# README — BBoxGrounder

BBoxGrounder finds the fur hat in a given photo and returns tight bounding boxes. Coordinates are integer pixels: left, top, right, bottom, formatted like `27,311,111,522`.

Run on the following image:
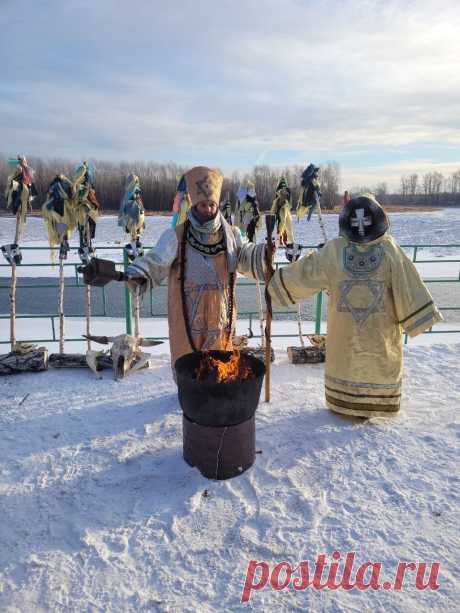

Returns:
184,166,223,206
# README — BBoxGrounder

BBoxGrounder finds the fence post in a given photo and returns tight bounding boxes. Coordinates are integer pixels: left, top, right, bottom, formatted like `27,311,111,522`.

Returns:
315,291,323,334
123,249,133,335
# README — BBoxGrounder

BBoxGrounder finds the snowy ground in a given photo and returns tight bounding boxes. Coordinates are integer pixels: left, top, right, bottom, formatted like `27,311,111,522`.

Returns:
0,209,459,611
0,340,459,612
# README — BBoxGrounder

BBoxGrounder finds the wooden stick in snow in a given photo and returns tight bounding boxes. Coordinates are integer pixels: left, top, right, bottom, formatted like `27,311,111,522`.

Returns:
59,253,65,354
296,304,305,347
264,214,276,402
9,214,21,350
85,223,92,351
255,278,265,349
134,285,140,338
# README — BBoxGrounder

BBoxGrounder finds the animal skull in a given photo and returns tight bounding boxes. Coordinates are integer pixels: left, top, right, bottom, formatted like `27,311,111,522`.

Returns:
83,333,162,379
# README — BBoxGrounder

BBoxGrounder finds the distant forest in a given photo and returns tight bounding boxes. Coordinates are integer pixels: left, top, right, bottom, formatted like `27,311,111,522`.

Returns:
1,156,459,213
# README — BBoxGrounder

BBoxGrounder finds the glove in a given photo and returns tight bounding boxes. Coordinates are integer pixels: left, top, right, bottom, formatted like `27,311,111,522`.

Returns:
285,243,302,262
125,265,149,294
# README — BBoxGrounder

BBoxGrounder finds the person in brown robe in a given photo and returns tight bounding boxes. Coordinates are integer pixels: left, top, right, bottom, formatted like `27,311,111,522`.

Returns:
126,166,266,368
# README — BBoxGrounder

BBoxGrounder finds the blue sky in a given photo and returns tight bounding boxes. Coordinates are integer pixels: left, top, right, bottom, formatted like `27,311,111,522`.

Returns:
1,0,459,190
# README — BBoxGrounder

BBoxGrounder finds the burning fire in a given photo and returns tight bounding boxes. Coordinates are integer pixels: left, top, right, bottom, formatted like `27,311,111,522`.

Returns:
195,351,255,383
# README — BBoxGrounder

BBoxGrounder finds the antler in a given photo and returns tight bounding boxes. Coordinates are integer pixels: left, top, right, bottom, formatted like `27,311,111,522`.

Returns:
138,338,163,347
82,334,112,345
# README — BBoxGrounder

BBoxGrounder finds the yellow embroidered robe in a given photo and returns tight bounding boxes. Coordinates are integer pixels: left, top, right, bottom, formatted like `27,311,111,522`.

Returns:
268,233,443,417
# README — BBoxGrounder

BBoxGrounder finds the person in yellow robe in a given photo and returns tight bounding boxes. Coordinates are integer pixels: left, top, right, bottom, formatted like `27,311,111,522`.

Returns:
268,194,443,418
125,166,267,368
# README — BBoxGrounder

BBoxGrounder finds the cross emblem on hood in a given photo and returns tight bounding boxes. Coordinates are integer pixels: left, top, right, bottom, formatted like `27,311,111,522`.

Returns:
350,208,372,236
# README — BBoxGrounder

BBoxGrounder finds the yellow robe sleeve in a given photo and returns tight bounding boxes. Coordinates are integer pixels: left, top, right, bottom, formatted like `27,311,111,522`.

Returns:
268,246,330,307
388,240,443,337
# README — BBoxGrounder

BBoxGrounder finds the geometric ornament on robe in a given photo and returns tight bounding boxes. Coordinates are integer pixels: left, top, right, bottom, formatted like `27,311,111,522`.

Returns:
337,278,385,326
343,244,384,277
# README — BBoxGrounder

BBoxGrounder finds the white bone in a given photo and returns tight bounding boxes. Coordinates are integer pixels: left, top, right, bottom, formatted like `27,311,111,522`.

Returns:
86,350,103,379
84,333,161,379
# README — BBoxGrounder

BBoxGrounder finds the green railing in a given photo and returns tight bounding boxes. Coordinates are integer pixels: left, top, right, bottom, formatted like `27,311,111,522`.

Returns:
1,244,459,345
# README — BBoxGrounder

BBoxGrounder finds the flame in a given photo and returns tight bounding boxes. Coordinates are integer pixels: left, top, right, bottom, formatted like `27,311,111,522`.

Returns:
196,351,254,383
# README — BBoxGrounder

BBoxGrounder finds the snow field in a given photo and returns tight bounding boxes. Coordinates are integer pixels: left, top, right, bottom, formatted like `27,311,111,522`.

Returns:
0,342,459,612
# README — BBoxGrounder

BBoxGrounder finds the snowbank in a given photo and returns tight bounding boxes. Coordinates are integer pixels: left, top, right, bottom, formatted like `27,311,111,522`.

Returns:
0,342,459,611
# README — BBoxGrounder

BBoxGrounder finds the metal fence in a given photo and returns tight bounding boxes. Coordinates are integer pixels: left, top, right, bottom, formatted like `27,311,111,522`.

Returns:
1,243,459,346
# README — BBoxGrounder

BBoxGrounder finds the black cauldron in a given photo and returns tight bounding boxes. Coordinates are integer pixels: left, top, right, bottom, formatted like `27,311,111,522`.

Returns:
174,350,266,427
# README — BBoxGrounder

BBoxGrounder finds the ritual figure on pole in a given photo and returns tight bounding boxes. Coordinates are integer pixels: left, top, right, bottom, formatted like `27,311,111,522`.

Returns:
268,194,443,417
296,164,321,222
220,191,233,224
235,181,260,241
118,173,145,259
42,172,76,354
3,155,37,265
171,174,192,228
3,155,37,350
270,176,294,246
73,161,99,264
125,166,267,368
42,173,75,260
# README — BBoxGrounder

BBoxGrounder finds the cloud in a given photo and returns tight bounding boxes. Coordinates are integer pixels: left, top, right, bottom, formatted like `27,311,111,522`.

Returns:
1,0,459,188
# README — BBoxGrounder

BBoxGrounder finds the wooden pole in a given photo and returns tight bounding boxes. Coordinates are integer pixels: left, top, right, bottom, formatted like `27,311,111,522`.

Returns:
256,278,265,348
9,214,21,350
123,248,134,335
134,285,140,338
296,304,305,347
85,223,92,351
264,214,276,402
59,251,65,354
316,198,328,244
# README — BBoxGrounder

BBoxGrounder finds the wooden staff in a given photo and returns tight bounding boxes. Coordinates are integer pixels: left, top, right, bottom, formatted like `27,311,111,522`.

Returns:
256,278,265,349
134,285,140,338
264,214,276,402
296,304,305,348
85,223,92,351
58,247,65,354
315,194,328,244
9,213,21,350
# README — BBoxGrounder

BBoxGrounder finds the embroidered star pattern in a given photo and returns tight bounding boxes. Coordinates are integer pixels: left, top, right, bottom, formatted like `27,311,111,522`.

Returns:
337,279,385,326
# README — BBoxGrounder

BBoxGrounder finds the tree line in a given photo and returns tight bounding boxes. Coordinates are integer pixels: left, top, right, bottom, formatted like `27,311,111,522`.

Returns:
1,154,458,213
399,170,460,205
0,156,342,213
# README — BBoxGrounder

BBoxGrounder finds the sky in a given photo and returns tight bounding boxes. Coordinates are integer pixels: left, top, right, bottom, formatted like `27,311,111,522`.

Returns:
1,0,459,190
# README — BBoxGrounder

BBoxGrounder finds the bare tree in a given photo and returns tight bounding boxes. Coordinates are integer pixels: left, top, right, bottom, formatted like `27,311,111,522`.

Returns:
409,174,418,197
423,173,433,202
375,182,388,204
431,172,444,203
449,170,460,194
400,176,410,201
320,162,341,210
